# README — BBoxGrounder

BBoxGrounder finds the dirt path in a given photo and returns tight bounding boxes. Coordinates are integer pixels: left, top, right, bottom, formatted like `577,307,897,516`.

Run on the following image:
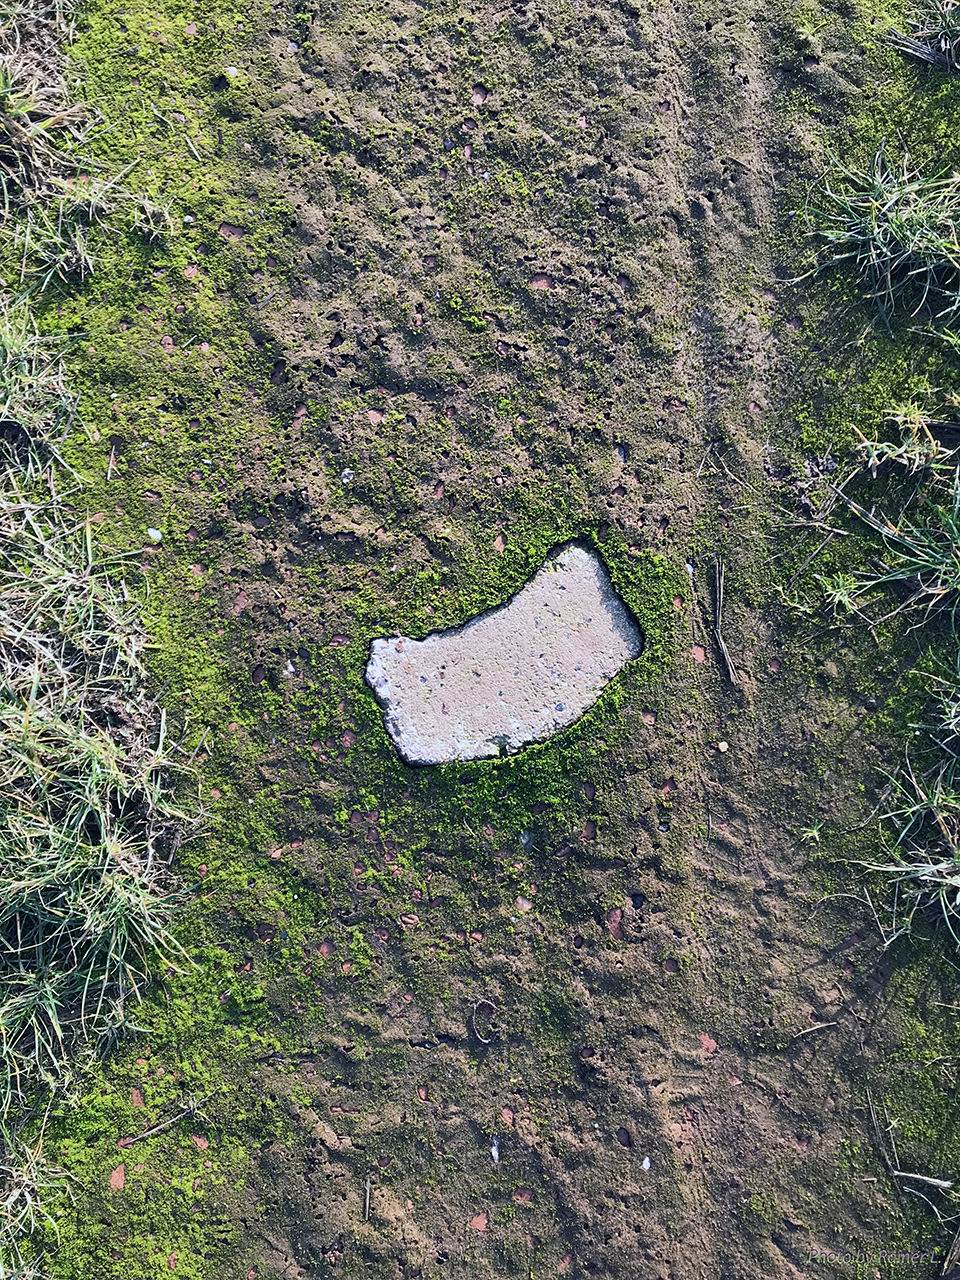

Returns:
201,0,921,1276
40,0,957,1275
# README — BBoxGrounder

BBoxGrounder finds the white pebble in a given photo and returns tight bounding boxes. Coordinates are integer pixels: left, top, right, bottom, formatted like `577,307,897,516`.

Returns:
146,527,163,544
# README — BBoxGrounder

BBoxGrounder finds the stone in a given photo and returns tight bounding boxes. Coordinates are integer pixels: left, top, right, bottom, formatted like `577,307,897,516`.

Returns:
365,543,643,765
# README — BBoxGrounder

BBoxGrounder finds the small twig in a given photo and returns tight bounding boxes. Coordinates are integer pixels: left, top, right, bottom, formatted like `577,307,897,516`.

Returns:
791,1020,838,1040
118,1093,211,1147
893,1170,955,1191
712,557,740,686
364,1176,371,1221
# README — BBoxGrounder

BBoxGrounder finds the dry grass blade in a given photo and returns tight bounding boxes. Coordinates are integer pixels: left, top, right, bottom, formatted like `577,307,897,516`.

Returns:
890,0,960,72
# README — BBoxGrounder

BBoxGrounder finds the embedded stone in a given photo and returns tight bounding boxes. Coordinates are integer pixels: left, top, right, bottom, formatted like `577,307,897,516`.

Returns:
365,543,643,765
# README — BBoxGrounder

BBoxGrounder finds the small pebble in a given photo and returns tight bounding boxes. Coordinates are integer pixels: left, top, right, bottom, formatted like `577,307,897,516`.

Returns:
146,527,163,544
717,740,729,753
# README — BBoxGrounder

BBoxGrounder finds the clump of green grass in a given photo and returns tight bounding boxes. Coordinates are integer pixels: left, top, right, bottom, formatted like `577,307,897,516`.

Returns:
861,704,960,947
0,300,191,1113
842,465,960,628
0,1,85,214
0,1,170,287
0,1119,67,1278
890,0,960,73
808,148,960,320
809,406,960,624
16,176,173,291
827,408,960,944
0,296,73,466
855,401,958,477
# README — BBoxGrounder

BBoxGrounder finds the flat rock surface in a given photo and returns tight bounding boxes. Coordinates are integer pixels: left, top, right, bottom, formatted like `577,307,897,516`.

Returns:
365,544,643,764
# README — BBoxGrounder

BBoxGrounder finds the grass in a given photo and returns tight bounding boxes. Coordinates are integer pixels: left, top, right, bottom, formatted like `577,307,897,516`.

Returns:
890,0,960,74
861,718,960,948
0,0,85,215
0,0,170,291
0,1116,68,1279
842,464,960,627
0,300,195,1280
800,64,960,953
807,146,960,321
0,298,192,1113
0,0,189,1268
818,404,960,946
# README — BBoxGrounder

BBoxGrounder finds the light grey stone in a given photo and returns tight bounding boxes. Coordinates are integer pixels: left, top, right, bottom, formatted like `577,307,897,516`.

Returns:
365,543,643,765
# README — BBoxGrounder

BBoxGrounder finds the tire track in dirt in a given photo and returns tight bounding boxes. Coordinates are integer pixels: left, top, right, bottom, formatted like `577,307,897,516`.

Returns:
651,8,909,1278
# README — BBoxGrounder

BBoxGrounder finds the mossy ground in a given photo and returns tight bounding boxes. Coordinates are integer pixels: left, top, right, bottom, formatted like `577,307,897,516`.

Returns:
772,0,960,1259
21,0,960,1272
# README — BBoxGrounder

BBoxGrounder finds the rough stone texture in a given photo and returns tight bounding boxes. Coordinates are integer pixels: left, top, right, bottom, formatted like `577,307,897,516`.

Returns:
366,544,643,764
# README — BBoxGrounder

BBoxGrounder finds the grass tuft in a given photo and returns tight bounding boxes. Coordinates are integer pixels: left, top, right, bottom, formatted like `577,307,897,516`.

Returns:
841,456,960,629
0,1117,67,1278
0,2,171,289
808,147,960,320
0,0,85,215
0,299,192,1115
861,735,960,947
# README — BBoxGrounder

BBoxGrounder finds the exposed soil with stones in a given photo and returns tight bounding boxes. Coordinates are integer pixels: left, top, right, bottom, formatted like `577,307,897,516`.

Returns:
205,1,920,1273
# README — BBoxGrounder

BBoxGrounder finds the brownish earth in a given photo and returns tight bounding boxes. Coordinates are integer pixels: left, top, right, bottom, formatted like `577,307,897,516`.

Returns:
46,0,960,1274
204,1,922,1275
